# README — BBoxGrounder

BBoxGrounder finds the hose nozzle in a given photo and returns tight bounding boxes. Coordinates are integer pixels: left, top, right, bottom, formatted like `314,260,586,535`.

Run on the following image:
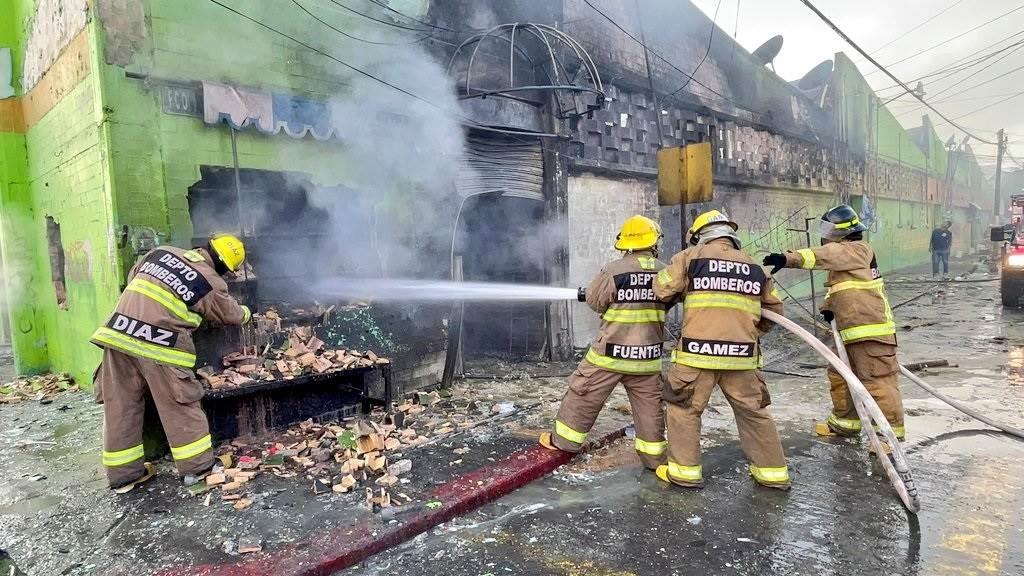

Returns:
577,287,587,302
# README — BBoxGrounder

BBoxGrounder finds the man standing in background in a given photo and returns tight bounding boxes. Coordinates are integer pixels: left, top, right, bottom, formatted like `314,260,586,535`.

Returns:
930,220,953,278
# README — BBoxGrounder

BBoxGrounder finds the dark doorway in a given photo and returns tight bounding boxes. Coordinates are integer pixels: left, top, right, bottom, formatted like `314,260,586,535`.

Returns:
458,194,547,358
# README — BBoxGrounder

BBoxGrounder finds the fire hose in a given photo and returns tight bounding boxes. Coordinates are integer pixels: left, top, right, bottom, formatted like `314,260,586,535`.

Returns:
773,286,1024,441
762,310,921,513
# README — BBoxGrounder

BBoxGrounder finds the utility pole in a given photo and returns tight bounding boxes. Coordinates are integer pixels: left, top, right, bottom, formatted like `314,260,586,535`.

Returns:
994,129,1006,224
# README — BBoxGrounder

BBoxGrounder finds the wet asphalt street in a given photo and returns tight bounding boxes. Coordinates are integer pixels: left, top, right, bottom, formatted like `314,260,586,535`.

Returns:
349,274,1024,576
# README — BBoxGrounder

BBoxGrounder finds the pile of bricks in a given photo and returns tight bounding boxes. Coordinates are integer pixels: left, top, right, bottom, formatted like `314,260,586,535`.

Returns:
197,327,390,390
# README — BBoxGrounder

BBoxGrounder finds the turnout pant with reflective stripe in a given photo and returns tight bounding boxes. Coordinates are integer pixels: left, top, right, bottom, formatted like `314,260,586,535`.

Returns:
551,359,667,469
95,348,213,487
663,364,788,487
826,341,905,436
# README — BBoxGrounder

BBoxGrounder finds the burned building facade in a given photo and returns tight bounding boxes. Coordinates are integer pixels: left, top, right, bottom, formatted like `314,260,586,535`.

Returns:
0,0,993,388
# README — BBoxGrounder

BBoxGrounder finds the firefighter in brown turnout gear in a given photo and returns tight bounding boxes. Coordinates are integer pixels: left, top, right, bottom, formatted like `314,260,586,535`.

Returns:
91,234,252,490
763,204,905,440
654,210,790,490
539,215,669,469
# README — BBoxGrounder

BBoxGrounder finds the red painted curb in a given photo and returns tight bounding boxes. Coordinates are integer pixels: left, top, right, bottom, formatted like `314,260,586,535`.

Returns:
158,427,627,576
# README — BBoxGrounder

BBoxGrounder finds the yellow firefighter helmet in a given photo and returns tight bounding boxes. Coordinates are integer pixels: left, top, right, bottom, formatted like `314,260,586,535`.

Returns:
688,209,738,236
615,215,662,251
209,233,246,272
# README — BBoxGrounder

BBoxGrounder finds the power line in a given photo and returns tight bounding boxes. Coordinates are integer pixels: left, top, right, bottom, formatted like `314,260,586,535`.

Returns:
887,90,1024,105
874,32,1024,93
580,0,764,119
935,89,1024,126
365,0,463,33
664,0,723,99
326,0,433,32
864,3,1024,77
796,0,997,146
290,0,428,45
892,45,1024,118
206,0,554,139
930,61,1024,104
925,42,1024,101
861,0,966,57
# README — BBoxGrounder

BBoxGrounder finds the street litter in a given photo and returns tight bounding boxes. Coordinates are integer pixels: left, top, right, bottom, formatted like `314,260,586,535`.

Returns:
195,384,492,512
0,373,77,405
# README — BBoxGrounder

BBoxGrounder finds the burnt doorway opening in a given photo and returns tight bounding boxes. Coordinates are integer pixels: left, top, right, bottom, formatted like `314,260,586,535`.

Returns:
187,166,380,304
458,194,547,358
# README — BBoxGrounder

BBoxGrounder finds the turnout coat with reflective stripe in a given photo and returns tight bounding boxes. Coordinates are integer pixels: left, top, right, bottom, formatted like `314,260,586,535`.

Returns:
91,246,251,367
583,252,669,374
784,240,896,345
654,239,783,370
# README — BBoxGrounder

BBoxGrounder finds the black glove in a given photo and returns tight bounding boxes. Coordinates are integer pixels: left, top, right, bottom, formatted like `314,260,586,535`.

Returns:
762,253,787,274
821,310,835,323
577,287,587,302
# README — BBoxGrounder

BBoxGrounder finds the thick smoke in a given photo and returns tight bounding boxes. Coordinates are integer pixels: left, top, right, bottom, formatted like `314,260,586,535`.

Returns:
251,37,475,301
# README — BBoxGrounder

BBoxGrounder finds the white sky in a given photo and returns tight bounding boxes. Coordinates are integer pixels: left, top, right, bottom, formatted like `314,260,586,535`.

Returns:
690,0,1024,166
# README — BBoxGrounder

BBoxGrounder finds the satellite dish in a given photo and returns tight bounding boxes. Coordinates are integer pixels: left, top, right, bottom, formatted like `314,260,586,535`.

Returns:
797,59,834,90
752,35,784,67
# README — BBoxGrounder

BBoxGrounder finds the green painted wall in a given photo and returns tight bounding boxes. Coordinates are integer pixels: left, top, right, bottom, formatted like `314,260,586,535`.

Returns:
0,0,119,385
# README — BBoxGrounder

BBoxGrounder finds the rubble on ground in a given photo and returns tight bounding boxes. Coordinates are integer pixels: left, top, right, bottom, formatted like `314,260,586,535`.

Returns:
197,322,391,390
195,388,494,512
0,373,77,405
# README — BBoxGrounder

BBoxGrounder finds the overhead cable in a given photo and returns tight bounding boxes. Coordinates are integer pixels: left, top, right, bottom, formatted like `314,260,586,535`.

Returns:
290,0,429,45
580,0,769,121
796,0,997,145
860,0,966,57
664,0,723,99
207,0,557,139
864,3,1024,76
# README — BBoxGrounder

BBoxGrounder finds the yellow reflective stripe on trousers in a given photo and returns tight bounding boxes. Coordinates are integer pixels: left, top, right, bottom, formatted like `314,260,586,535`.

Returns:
170,434,212,461
585,348,662,374
656,268,672,285
667,461,702,481
103,444,144,467
91,327,196,368
828,414,862,432
839,321,896,342
684,293,761,316
555,420,587,444
637,256,657,270
127,278,202,327
635,438,667,455
827,278,885,294
797,248,816,269
750,464,790,484
671,349,759,370
602,308,666,323
241,305,252,324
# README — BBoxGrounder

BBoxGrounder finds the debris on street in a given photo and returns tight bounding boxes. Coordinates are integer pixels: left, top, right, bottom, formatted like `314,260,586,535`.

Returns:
0,373,77,405
193,386,494,512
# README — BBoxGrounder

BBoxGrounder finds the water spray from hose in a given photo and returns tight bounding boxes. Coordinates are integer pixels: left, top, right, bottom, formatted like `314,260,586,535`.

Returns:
312,278,578,302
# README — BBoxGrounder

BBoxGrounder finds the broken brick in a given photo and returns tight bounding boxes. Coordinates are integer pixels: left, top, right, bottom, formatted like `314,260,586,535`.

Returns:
233,498,253,511
238,539,262,554
206,473,226,486
387,459,412,477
